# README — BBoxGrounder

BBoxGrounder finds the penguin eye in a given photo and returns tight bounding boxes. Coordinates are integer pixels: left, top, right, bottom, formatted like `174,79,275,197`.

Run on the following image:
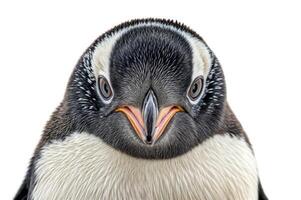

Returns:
188,76,204,101
97,76,113,102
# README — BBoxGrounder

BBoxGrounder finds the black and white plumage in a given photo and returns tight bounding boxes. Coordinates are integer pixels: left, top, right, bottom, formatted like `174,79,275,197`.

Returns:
15,19,268,200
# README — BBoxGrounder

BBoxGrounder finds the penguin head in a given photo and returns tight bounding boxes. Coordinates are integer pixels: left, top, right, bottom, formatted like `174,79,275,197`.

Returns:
66,19,226,159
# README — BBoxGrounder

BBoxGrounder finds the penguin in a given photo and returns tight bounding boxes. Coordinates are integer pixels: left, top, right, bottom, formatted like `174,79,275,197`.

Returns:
14,18,268,200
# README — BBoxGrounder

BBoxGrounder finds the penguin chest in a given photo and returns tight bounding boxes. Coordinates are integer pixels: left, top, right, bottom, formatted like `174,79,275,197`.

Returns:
31,132,258,200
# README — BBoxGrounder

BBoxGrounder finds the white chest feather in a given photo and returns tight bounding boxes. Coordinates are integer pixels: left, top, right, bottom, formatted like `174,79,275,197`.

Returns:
32,133,258,200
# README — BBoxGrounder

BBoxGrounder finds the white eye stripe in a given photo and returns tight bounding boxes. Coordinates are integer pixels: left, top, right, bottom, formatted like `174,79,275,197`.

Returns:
92,29,126,97
184,37,211,80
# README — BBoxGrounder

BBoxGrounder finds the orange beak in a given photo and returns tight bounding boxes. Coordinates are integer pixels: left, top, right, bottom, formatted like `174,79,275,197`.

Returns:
153,105,183,142
116,105,183,144
115,106,146,142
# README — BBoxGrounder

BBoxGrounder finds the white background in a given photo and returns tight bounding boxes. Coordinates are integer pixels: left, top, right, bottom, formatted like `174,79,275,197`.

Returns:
0,0,300,199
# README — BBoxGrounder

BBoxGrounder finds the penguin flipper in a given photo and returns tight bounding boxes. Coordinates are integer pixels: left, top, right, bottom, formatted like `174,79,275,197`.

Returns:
14,178,29,200
258,180,268,200
14,158,35,200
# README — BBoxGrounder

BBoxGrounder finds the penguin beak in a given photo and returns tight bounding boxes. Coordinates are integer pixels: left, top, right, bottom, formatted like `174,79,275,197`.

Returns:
116,90,183,144
116,106,146,142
